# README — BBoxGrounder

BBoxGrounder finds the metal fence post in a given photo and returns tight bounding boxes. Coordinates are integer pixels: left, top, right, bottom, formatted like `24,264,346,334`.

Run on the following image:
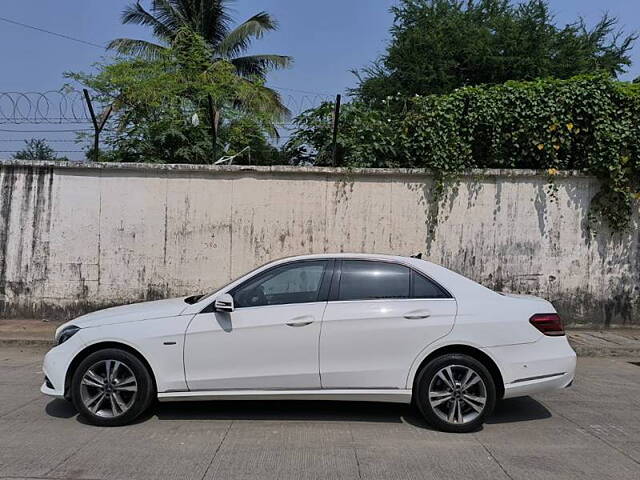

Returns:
207,94,219,163
83,89,112,162
331,94,341,166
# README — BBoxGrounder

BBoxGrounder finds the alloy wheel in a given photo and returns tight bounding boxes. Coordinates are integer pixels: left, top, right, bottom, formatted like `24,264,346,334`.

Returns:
428,364,487,425
80,359,138,418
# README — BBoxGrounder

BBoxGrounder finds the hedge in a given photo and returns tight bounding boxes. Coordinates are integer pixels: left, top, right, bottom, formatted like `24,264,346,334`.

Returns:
286,75,640,231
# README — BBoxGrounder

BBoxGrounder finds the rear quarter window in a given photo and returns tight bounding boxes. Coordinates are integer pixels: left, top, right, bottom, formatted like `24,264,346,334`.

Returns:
412,270,451,299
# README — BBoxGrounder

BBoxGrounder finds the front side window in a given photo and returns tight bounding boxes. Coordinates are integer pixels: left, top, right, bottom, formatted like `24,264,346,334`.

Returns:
338,261,410,301
232,261,328,308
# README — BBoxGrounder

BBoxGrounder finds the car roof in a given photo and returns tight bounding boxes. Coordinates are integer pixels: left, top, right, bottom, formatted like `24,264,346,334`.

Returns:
267,253,498,299
269,253,426,267
270,252,416,261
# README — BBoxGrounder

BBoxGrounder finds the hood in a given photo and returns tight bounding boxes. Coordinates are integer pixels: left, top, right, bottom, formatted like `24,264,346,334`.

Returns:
61,297,190,331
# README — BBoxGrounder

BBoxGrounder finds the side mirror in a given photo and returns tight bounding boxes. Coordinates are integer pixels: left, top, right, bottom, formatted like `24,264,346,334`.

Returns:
214,293,234,313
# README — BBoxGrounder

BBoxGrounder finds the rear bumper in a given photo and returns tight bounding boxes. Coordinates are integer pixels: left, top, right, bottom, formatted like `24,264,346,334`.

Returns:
484,335,577,399
502,371,574,399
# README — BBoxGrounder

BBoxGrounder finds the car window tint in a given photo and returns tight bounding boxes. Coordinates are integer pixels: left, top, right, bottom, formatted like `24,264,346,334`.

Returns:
339,261,410,301
233,261,327,308
412,271,450,298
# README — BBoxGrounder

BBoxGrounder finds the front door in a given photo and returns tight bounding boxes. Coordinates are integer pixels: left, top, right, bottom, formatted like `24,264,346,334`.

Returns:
184,260,331,391
320,260,457,389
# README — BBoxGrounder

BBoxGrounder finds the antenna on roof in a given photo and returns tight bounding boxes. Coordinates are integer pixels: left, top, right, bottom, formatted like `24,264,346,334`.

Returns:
410,253,423,259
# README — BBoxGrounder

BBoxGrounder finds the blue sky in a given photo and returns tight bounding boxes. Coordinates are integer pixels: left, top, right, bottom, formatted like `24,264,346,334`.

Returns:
0,0,638,158
0,0,637,92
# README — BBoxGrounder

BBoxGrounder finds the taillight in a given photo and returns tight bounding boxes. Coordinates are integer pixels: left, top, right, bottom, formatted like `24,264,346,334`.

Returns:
529,313,565,336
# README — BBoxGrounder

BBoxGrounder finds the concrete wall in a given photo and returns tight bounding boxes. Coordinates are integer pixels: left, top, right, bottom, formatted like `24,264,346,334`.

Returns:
0,160,638,326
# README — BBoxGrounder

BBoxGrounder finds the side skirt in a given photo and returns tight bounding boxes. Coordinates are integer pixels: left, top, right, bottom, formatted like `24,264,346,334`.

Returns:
158,389,413,404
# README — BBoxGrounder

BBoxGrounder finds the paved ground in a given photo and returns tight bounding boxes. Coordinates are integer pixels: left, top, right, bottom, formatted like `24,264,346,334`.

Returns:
568,329,640,357
1,345,639,480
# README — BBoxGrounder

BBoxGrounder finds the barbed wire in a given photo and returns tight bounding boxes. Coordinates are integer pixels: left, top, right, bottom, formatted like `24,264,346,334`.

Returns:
0,138,79,142
0,90,334,125
0,89,334,160
0,127,94,132
0,150,85,153
0,91,94,125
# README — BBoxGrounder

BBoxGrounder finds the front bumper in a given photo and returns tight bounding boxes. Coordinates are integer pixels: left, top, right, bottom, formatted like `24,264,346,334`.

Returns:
40,380,64,399
485,335,577,399
41,332,85,399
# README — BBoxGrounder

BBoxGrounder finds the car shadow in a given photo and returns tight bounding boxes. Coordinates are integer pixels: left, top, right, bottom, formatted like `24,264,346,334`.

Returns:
45,396,551,429
487,396,552,424
154,400,412,424
45,398,77,419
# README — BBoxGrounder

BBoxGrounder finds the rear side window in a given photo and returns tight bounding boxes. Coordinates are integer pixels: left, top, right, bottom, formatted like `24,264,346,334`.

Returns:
338,261,410,301
412,270,451,299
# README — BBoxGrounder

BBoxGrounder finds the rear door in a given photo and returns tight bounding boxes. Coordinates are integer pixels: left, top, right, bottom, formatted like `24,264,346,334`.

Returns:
320,260,457,389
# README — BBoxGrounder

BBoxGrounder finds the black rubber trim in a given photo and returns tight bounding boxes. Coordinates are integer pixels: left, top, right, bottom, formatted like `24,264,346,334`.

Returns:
317,259,335,302
510,372,565,384
328,260,343,301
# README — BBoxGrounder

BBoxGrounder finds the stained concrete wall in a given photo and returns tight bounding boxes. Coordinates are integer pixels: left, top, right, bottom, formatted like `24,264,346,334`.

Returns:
0,160,638,326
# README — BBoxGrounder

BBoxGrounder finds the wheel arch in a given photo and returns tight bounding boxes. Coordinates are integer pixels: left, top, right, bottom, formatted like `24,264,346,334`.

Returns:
410,344,505,399
64,341,158,400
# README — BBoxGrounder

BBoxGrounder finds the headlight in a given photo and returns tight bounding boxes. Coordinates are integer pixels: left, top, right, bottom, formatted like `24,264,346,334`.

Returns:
56,325,81,345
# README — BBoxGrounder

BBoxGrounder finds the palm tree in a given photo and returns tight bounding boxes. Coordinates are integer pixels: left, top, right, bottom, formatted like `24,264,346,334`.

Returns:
108,0,291,78
108,0,292,117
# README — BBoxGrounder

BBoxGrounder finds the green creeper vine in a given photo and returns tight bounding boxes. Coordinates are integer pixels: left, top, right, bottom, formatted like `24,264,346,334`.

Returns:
286,74,640,232
545,169,560,204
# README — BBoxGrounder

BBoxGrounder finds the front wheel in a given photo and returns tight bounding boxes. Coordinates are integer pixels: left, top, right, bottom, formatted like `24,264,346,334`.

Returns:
71,348,155,426
415,354,496,433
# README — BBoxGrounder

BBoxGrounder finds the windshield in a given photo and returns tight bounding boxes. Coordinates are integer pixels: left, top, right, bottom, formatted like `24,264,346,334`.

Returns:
189,259,276,304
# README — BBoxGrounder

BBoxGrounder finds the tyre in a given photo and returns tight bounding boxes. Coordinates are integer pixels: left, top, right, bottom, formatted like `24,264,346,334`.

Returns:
415,353,496,433
71,348,155,426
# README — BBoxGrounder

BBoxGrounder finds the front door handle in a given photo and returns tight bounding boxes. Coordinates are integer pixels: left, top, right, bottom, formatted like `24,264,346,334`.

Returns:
403,310,431,320
286,321,313,327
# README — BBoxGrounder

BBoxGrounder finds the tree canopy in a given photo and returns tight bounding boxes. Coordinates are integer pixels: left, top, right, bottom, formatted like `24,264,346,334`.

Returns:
353,0,637,101
12,139,68,162
109,0,292,76
67,29,282,164
108,0,292,115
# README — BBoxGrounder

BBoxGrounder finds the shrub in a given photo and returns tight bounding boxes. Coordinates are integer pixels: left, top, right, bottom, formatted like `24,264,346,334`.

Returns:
286,75,640,230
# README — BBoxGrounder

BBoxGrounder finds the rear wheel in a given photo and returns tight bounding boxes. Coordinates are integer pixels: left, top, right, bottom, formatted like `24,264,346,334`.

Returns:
415,354,496,433
71,348,154,426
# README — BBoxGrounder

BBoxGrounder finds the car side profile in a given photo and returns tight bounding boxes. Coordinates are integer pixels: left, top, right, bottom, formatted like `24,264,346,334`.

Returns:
41,254,576,432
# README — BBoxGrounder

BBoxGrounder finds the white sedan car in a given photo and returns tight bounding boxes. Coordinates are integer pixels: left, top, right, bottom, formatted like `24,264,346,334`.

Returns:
42,254,576,432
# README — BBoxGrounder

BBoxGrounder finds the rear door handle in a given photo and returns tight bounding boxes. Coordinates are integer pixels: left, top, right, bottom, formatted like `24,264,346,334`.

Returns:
403,310,431,320
286,315,314,327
